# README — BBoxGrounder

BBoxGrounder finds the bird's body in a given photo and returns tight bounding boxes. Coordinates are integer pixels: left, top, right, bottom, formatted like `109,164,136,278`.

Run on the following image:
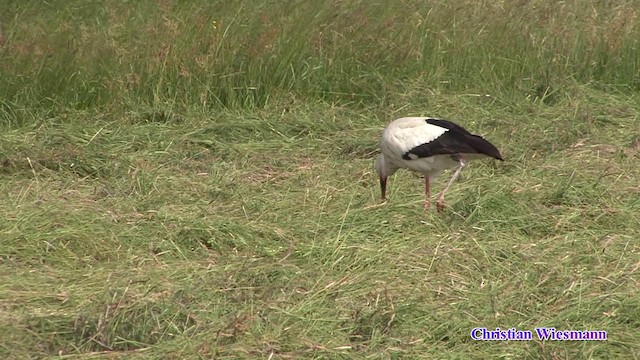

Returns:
375,117,503,210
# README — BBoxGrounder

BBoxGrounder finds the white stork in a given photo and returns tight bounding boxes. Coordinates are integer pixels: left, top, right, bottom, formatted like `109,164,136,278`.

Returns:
375,117,503,211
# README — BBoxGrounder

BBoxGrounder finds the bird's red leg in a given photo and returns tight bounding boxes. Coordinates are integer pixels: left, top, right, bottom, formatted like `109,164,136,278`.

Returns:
436,158,466,211
424,177,431,210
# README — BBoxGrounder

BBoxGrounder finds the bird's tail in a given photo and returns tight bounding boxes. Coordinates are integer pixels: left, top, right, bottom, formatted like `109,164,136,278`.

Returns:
467,134,504,160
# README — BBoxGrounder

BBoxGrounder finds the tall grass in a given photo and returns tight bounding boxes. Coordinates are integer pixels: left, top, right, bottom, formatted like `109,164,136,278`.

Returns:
1,0,639,124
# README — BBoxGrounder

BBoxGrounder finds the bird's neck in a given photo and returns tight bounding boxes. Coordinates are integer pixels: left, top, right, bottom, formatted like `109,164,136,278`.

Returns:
376,154,398,178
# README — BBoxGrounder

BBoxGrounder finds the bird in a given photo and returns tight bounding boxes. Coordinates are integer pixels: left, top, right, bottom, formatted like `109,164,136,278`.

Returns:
375,117,503,211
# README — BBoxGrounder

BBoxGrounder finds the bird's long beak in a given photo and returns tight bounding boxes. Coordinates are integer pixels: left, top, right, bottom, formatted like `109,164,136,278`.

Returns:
380,176,387,201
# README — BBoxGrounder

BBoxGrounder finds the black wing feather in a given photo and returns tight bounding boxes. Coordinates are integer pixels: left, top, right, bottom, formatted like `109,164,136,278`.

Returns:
401,118,503,161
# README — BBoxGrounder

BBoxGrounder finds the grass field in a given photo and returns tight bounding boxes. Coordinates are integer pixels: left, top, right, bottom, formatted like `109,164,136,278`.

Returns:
1,1,639,359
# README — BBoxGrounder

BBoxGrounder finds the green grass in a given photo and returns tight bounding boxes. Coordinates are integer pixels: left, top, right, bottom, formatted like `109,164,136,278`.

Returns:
1,1,639,359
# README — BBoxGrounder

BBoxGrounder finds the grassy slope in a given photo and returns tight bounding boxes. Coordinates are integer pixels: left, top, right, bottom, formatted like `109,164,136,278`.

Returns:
1,1,639,359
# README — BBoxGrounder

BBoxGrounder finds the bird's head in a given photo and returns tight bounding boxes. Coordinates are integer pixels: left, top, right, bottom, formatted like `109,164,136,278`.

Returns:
375,154,388,200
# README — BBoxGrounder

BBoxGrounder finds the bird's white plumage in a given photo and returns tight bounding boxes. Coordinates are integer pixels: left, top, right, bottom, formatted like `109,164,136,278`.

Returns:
381,117,448,155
